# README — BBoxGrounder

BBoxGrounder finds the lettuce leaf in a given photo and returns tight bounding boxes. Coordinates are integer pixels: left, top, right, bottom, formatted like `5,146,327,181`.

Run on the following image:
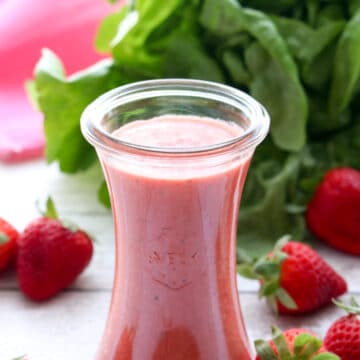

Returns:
30,0,360,258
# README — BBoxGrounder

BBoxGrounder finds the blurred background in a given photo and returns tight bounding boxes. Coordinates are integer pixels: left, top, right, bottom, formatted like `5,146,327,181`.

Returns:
0,0,115,162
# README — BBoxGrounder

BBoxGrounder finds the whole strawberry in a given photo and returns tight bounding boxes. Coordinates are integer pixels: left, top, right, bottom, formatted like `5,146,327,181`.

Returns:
255,326,339,360
306,167,360,255
0,218,19,272
324,297,360,360
16,198,93,301
238,236,347,314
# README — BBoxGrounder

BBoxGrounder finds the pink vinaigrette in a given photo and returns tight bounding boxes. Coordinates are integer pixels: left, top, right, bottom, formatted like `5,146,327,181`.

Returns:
81,79,270,360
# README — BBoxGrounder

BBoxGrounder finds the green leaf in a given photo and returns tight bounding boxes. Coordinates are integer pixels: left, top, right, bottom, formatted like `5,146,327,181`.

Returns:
302,41,338,92
272,326,292,360
245,42,307,151
163,28,224,82
272,16,344,63
312,353,341,360
222,50,251,86
44,197,59,219
254,261,280,279
329,8,360,114
201,0,308,151
259,279,279,297
200,0,245,38
237,264,258,279
294,333,322,357
276,287,298,310
0,232,9,244
33,51,138,173
243,0,296,14
238,154,305,257
274,234,291,252
95,5,130,53
254,339,278,360
350,296,360,307
35,48,65,80
24,79,39,110
110,0,185,77
317,4,346,26
98,180,111,209
349,0,360,16
236,247,254,263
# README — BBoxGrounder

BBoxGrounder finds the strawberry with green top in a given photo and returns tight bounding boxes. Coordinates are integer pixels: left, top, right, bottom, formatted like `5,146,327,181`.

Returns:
324,297,360,360
255,326,339,360
0,218,19,272
16,198,93,301
238,236,347,314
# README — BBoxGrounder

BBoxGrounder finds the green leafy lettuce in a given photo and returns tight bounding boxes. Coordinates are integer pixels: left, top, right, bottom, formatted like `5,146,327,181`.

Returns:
30,0,360,258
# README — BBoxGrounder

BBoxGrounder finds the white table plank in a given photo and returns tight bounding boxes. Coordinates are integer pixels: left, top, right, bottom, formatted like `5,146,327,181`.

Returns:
0,290,352,360
0,290,109,360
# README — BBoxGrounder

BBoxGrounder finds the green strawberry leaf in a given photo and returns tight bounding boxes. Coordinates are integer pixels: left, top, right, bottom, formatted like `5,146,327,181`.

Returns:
237,234,298,312
311,353,341,360
267,295,278,313
236,264,258,279
294,333,322,357
254,260,281,279
61,219,79,233
0,232,9,244
45,197,59,219
254,339,278,360
271,326,292,360
274,234,291,252
259,279,279,297
350,296,360,308
276,288,298,310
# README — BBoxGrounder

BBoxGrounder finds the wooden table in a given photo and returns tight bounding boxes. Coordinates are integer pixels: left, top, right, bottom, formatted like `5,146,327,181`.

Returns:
0,159,359,359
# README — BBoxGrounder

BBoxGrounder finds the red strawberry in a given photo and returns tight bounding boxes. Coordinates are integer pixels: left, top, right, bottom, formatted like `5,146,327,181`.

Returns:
306,167,360,255
0,218,19,272
238,236,347,314
16,198,93,301
324,297,360,360
255,326,339,360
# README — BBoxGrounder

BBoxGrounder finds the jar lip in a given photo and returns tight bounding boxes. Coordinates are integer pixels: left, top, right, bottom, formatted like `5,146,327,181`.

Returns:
81,79,270,157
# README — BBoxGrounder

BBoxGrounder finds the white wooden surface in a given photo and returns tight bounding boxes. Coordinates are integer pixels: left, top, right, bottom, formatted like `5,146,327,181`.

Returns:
0,160,359,360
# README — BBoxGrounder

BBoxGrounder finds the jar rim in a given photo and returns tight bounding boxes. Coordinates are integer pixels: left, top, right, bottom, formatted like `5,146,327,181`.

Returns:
80,79,270,157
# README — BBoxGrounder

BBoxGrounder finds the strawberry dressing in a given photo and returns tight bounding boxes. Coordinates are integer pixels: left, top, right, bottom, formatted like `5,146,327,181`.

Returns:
97,115,253,360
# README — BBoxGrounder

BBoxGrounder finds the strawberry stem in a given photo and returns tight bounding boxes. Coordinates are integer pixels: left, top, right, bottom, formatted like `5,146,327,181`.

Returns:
276,288,297,310
238,235,298,312
36,196,59,219
333,297,360,315
271,326,292,360
254,339,278,360
0,232,9,244
44,197,59,219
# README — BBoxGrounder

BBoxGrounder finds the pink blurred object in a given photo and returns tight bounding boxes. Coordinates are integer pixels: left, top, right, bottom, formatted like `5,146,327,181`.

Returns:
0,0,115,163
